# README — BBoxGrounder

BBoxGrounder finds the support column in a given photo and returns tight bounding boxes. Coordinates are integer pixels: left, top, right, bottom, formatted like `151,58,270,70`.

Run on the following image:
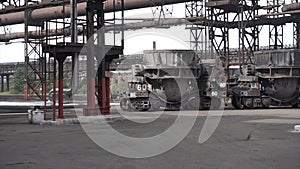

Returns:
98,61,110,115
24,1,29,99
96,0,110,115
1,75,4,92
57,57,66,119
83,0,122,115
6,75,9,92
71,0,79,95
52,55,57,121
85,0,97,116
297,21,300,49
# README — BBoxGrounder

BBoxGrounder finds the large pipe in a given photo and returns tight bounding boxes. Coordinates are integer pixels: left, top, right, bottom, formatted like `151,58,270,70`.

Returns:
282,3,300,12
0,0,191,26
0,18,187,42
1,15,296,41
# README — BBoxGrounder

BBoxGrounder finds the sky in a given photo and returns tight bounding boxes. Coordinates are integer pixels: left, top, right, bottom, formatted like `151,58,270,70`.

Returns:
0,2,296,63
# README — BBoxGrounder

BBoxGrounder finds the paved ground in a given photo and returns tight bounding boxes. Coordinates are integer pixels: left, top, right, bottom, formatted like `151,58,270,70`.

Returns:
0,108,300,169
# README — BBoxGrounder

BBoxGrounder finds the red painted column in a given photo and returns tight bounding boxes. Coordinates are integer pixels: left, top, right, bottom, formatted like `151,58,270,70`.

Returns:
52,80,56,121
58,79,64,119
100,77,109,114
105,77,110,114
98,60,110,115
86,77,96,115
101,77,107,113
97,75,102,115
24,85,28,100
43,82,47,120
85,41,96,116
52,59,57,121
58,57,65,119
85,0,96,116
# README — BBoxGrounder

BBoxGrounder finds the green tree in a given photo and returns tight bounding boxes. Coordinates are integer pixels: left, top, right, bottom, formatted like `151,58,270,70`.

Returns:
12,67,25,94
111,81,127,95
77,77,87,94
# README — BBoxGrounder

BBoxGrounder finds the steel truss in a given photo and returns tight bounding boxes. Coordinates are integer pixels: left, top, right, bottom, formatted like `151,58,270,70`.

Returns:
238,0,259,65
185,0,209,54
208,6,229,59
151,0,174,20
267,0,285,49
292,0,299,48
24,0,46,100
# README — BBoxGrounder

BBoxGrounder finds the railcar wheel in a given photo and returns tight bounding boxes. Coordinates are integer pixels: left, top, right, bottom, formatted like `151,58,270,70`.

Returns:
210,97,221,110
241,97,253,109
149,100,161,111
262,97,271,108
185,97,200,110
292,103,299,108
232,95,244,109
120,98,130,111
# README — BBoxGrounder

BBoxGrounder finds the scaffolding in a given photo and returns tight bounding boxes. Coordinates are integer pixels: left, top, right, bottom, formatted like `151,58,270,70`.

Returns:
292,0,300,48
24,0,47,100
186,0,299,65
267,0,285,49
185,0,208,54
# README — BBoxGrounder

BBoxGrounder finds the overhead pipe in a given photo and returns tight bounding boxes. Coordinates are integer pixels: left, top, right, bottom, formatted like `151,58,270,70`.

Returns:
0,0,191,26
1,15,296,41
0,18,187,42
282,3,300,12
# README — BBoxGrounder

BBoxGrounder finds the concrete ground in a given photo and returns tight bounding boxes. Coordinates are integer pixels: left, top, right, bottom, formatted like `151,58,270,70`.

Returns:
0,107,300,169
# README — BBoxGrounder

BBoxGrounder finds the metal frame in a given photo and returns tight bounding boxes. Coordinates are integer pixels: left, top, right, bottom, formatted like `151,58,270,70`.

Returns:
267,0,285,49
238,0,260,65
185,0,208,53
24,0,46,100
0,0,23,10
292,0,299,48
207,5,229,59
151,0,174,20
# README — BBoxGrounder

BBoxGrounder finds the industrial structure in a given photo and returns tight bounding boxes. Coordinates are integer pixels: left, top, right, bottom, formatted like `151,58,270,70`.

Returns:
119,49,229,111
0,0,300,119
